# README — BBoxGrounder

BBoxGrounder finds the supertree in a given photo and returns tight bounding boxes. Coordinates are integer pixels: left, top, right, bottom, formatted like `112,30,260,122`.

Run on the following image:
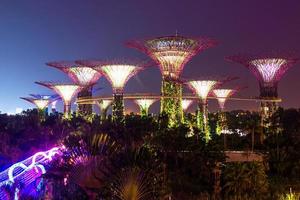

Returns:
134,98,157,117
35,82,82,119
126,35,217,127
77,60,146,122
213,89,238,148
181,99,194,112
226,54,298,127
187,79,221,142
46,61,102,116
97,99,113,121
20,94,57,120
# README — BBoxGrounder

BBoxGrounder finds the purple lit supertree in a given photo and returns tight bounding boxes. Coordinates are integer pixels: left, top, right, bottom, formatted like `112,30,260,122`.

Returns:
226,54,298,127
35,82,82,119
126,35,217,127
46,61,102,116
77,60,146,122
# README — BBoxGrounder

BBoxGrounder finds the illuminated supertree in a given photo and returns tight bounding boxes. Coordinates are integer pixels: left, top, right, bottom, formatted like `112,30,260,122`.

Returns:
187,79,220,142
97,99,113,121
213,89,237,148
78,60,145,122
127,35,217,127
181,99,194,112
35,82,82,118
47,61,102,116
134,98,157,117
226,54,298,127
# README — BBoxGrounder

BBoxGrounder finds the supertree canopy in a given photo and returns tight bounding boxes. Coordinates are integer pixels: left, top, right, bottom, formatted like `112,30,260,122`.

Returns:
78,60,145,122
226,54,298,128
213,89,236,110
134,98,157,116
127,35,217,127
47,61,102,116
97,99,113,121
20,97,50,110
181,99,193,111
188,79,220,142
35,82,82,118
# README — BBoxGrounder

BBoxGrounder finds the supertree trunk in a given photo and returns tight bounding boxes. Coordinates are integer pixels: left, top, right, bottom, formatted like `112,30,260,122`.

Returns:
197,100,210,142
77,86,93,116
101,108,109,121
140,107,148,117
160,79,183,127
63,102,71,119
112,93,124,123
38,108,47,121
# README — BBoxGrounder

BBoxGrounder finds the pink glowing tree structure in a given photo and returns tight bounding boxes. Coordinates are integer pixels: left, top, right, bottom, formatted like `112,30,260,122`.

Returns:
78,60,145,122
35,82,82,118
134,98,158,116
127,35,217,126
226,54,298,127
187,79,221,142
46,61,102,116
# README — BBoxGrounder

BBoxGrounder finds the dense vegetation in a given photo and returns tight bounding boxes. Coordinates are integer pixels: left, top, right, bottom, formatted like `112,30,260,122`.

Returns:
1,108,300,199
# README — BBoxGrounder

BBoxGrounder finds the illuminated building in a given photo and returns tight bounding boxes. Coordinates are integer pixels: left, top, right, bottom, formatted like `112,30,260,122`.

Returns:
134,98,157,116
47,61,101,116
226,54,298,127
35,82,82,119
127,35,217,127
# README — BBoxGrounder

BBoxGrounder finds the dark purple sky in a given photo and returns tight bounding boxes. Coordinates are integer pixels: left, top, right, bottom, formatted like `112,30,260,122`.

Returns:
1,0,300,114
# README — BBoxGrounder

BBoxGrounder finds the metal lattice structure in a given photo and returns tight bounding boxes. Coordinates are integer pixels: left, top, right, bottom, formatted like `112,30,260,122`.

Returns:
47,61,102,116
226,54,298,127
77,60,146,122
213,89,237,110
127,35,217,127
35,82,82,118
134,98,158,116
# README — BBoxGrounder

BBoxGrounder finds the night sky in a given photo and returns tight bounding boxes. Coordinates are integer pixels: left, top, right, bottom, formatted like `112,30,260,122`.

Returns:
1,0,300,114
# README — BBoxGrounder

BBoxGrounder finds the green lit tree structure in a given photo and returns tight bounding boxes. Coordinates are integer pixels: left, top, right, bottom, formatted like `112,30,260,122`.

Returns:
188,79,220,142
47,61,101,116
79,60,145,122
134,98,157,117
127,35,216,127
97,99,112,121
35,82,82,119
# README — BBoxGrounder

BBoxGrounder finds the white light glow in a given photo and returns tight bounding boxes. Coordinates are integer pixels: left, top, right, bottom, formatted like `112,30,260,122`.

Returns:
101,65,139,91
188,80,218,100
51,100,57,109
69,67,101,85
53,85,81,104
135,99,157,111
213,89,234,110
250,58,287,83
181,99,193,111
33,99,50,109
98,99,113,110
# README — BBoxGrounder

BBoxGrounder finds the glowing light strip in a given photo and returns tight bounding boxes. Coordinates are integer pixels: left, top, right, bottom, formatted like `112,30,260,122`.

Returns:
0,147,61,186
